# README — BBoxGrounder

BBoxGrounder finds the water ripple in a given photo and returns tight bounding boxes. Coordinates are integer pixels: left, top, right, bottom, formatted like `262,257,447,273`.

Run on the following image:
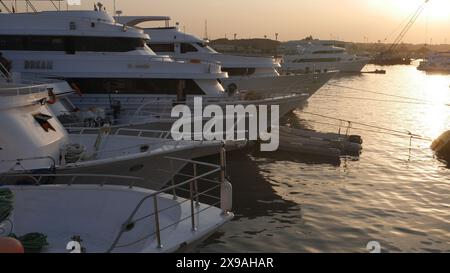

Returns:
198,65,450,253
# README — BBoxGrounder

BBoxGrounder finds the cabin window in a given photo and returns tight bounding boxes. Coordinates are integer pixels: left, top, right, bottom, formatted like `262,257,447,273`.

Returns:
197,43,217,53
180,43,198,53
222,67,256,76
72,37,145,52
0,35,146,53
65,78,205,95
148,43,175,53
28,36,65,51
312,50,345,54
0,36,25,50
293,58,341,63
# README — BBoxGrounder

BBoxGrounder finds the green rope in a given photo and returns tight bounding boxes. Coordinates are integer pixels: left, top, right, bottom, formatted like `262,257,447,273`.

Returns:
10,233,48,253
1,188,48,253
0,189,13,223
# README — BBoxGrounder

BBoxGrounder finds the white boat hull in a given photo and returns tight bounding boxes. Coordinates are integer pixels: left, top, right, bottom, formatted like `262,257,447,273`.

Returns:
4,184,233,253
221,72,336,95
417,65,450,73
69,93,310,121
282,58,369,73
57,135,222,190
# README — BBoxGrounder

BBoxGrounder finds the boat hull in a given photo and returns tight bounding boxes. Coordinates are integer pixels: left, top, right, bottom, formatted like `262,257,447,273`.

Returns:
282,58,369,73
221,72,336,95
69,93,310,121
4,184,234,253
56,141,221,190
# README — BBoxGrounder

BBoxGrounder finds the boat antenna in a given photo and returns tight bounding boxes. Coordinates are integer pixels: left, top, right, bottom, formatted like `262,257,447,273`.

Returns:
203,19,209,41
0,0,67,12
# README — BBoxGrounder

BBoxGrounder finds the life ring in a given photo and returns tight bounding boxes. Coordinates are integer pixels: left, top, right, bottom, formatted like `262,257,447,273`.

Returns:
0,237,24,253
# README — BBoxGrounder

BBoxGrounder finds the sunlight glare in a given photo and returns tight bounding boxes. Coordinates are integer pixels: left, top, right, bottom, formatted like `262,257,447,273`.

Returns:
422,75,450,140
391,0,450,21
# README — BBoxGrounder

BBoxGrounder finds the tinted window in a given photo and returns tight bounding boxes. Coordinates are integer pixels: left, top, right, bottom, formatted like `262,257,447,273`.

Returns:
0,35,145,52
180,43,198,53
65,78,205,95
74,37,145,52
222,67,256,76
313,50,344,54
0,36,24,50
148,43,175,52
294,58,341,63
30,36,65,51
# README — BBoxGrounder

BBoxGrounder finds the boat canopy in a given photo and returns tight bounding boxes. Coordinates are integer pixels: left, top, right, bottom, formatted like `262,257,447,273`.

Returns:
115,16,171,27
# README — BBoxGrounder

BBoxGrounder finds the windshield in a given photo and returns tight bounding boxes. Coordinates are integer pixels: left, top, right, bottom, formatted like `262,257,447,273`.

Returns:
197,42,217,53
143,43,157,55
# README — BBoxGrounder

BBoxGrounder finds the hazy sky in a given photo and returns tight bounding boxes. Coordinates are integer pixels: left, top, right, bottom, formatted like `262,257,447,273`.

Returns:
45,0,450,43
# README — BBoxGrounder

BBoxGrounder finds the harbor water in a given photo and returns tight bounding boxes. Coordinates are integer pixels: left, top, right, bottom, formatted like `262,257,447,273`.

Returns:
197,63,450,253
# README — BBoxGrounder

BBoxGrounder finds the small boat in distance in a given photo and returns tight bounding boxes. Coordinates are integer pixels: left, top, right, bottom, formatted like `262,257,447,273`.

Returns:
280,43,370,73
418,52,450,73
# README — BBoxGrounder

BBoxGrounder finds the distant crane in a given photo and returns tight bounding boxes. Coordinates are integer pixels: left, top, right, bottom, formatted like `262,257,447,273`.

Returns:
373,0,430,65
385,0,430,53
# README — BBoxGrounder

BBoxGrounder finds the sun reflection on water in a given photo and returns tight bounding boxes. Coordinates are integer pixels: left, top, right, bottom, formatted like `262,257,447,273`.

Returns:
419,74,450,140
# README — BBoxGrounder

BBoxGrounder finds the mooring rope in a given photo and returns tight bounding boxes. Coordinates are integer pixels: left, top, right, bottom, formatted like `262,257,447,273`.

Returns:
299,111,432,141
326,83,450,106
313,94,433,106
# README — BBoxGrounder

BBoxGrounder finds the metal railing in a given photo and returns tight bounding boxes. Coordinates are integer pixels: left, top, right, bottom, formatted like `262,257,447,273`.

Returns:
69,92,306,114
68,127,173,139
0,156,57,172
69,127,212,142
0,0,93,13
63,127,174,162
0,83,48,96
0,148,230,252
106,147,228,252
0,173,146,187
0,67,67,96
64,127,217,162
0,62,11,82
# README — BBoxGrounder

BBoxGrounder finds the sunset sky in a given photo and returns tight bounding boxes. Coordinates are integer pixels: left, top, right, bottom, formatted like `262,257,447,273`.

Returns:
45,0,450,43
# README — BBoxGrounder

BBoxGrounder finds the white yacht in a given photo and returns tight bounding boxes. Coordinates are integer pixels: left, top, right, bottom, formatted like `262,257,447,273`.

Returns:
2,173,234,253
0,74,234,253
280,39,347,49
0,77,223,190
281,43,370,73
116,16,336,96
0,9,309,120
418,52,450,73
